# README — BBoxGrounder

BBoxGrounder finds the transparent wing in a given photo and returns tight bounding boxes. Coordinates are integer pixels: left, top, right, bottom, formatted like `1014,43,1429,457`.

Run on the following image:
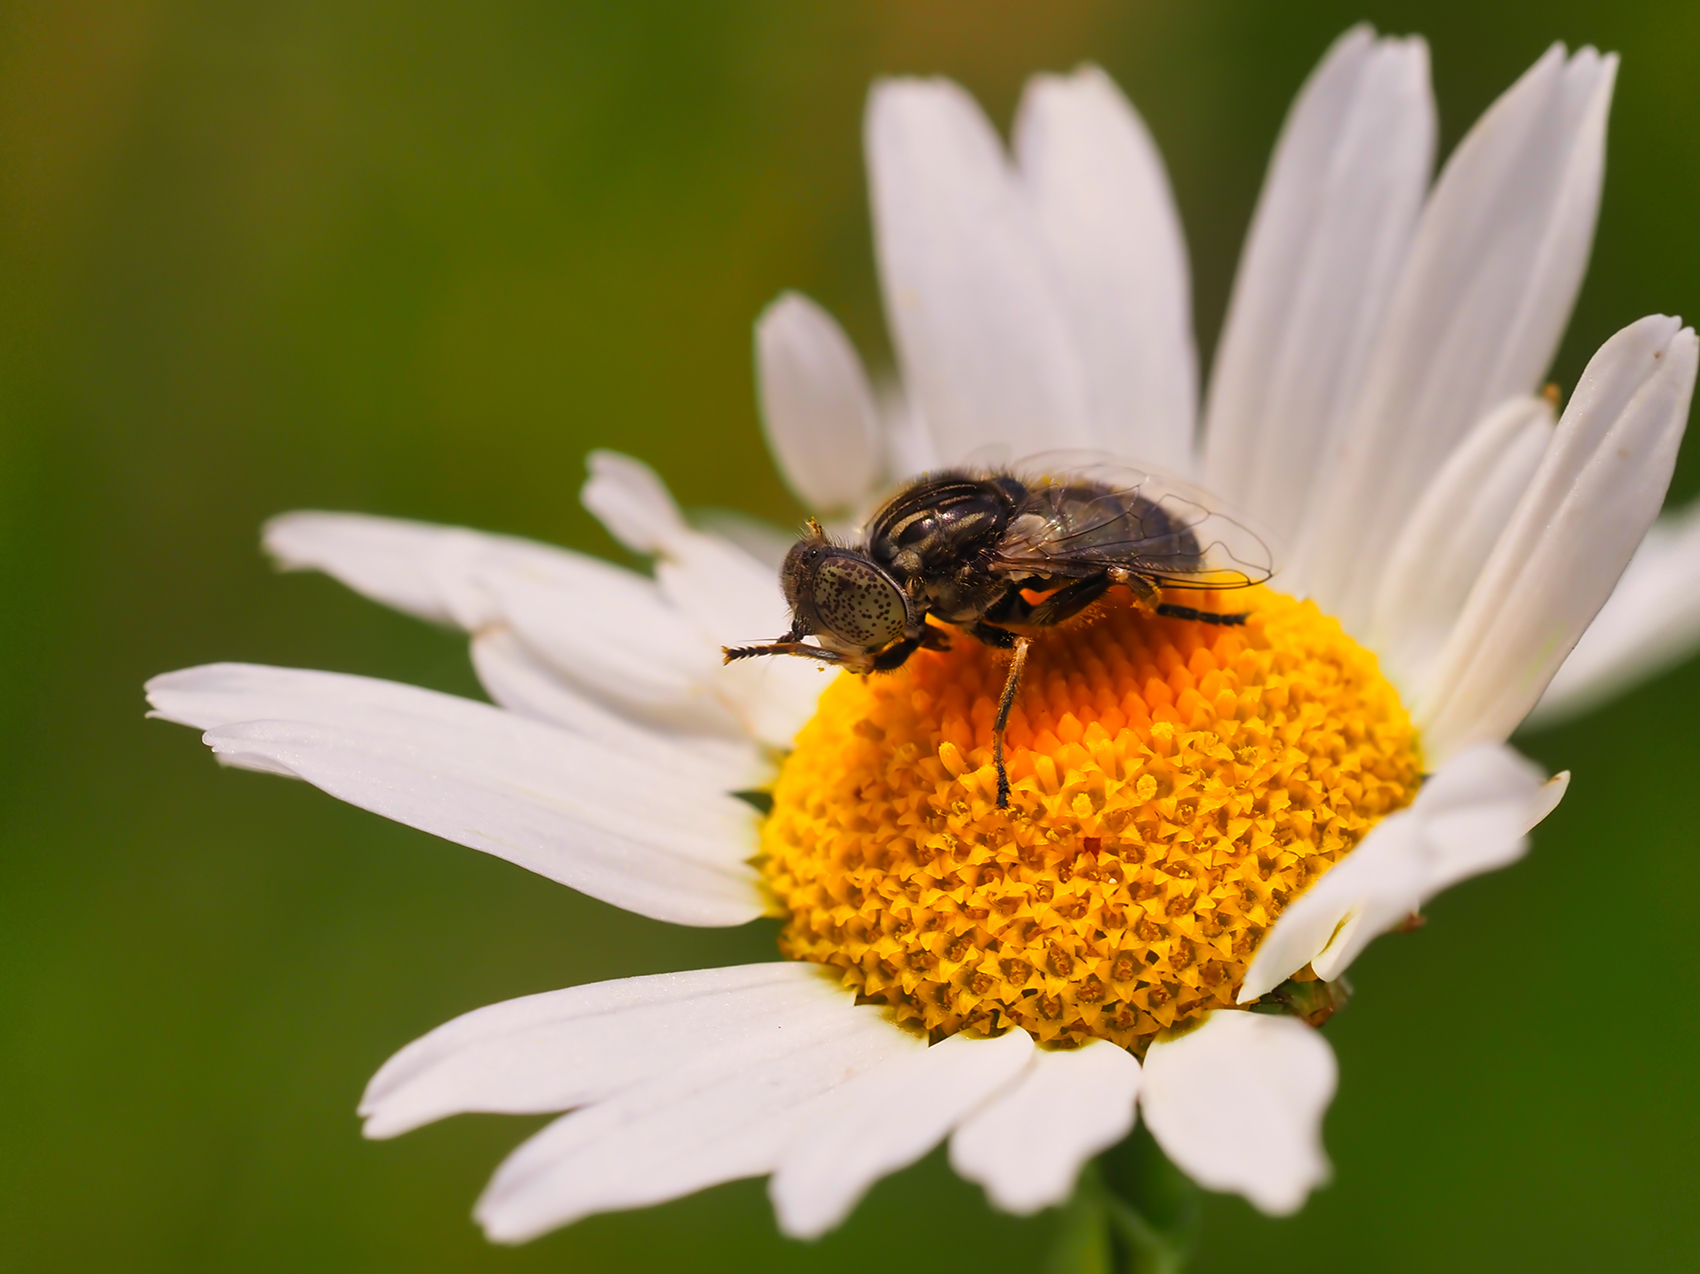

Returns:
989,451,1276,589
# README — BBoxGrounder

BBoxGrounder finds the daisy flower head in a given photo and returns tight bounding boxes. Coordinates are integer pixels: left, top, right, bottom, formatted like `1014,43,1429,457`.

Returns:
148,22,1700,1258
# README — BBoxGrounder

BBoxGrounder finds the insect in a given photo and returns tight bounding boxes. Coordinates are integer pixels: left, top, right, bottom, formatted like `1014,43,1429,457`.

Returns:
724,461,1271,807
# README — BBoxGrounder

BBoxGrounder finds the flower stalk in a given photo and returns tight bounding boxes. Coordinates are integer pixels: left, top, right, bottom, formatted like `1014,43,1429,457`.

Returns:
1050,1128,1202,1274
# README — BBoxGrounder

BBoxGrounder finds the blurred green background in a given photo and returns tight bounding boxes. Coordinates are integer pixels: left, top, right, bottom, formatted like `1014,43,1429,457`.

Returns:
2,0,1698,1269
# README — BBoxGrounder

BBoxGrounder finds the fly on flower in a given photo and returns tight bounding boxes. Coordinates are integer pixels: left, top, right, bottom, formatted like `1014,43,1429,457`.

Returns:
145,23,1700,1262
724,459,1273,804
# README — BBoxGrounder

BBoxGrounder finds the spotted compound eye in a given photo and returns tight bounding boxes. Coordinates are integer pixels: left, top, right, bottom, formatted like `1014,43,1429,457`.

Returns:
811,554,907,650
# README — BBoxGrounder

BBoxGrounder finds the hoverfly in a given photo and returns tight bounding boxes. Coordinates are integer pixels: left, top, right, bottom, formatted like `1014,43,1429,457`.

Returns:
725,459,1272,807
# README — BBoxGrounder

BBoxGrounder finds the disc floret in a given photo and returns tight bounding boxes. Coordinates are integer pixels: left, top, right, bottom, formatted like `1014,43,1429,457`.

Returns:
760,589,1421,1052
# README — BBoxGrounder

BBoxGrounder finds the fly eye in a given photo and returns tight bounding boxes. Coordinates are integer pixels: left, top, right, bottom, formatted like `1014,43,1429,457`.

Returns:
792,550,907,652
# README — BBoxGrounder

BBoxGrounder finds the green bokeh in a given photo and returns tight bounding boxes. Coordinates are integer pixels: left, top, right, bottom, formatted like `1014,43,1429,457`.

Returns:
2,1,1697,1270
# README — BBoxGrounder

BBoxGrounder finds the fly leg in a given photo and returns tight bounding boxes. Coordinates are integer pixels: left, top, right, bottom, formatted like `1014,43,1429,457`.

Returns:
986,571,1115,625
973,575,1107,809
917,623,953,651
1106,568,1250,627
1006,571,1115,625
867,633,926,671
867,621,953,671
958,619,1030,809
1154,602,1249,627
1107,567,1161,611
993,635,1031,810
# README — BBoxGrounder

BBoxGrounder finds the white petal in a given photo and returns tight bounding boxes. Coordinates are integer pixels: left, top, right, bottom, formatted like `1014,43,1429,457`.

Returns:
866,78,1095,465
475,994,920,1243
1369,395,1554,695
1296,46,1618,628
949,1039,1140,1215
264,511,515,630
653,524,789,644
1418,317,1697,761
769,1028,1035,1239
1202,26,1435,544
1238,744,1550,1001
265,510,746,736
755,293,883,514
579,449,690,555
361,963,848,1139
876,376,940,486
1530,501,1700,722
688,508,797,572
263,510,446,619
469,627,767,790
480,547,750,736
1527,769,1571,830
582,451,825,749
145,664,766,927
1141,1012,1335,1216
1013,65,1196,474
652,529,824,750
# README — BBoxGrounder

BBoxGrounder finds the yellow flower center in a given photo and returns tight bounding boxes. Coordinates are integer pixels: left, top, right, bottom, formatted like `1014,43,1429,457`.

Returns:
760,588,1422,1052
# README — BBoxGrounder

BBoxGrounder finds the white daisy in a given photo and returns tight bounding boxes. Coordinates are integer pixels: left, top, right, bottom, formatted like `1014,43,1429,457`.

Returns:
147,24,1698,1248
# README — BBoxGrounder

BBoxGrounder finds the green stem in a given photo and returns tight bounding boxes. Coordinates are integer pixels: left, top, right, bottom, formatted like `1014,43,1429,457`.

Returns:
1046,1128,1201,1274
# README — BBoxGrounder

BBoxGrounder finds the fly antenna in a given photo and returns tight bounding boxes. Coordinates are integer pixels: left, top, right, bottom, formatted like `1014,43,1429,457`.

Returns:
722,640,843,665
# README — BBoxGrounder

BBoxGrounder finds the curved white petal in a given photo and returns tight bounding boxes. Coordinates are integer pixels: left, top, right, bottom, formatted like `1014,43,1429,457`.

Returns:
262,511,438,615
866,77,1095,465
1527,768,1572,831
877,376,940,485
1013,65,1196,475
1370,395,1554,695
472,544,745,736
1297,46,1617,628
582,451,824,748
1238,744,1554,1001
580,445,826,737
469,627,767,790
264,511,529,630
688,508,795,572
652,532,789,651
145,664,766,927
769,1028,1035,1239
264,509,748,736
579,448,690,555
1418,317,1697,761
1530,501,1700,722
1203,26,1435,544
1140,1011,1335,1216
755,292,883,514
474,988,919,1244
949,1039,1140,1215
361,963,848,1139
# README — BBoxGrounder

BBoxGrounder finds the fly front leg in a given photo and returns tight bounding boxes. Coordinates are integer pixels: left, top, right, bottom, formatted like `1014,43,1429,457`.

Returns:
917,623,952,651
866,620,955,671
866,633,930,671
